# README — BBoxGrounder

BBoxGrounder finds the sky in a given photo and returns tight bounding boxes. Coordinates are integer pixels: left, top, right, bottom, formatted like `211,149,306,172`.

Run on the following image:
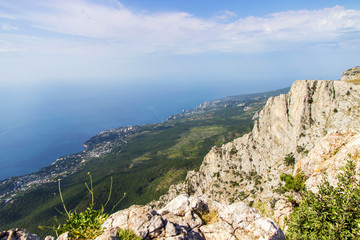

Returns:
1,0,360,92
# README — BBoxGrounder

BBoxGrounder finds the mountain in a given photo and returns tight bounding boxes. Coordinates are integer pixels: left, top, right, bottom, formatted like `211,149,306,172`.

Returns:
0,87,288,237
152,67,360,230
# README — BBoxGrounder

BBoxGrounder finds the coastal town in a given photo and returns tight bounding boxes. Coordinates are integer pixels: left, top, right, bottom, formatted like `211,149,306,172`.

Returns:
0,125,140,205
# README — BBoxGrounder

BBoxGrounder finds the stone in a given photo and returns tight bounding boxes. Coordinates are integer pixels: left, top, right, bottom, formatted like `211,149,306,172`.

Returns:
165,222,177,237
94,227,119,240
56,232,69,240
0,229,40,240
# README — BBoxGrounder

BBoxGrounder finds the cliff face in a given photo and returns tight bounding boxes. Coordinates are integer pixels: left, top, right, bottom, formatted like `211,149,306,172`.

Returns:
156,78,360,227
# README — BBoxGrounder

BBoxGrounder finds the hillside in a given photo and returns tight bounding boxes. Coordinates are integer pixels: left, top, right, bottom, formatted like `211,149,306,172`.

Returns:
0,88,288,237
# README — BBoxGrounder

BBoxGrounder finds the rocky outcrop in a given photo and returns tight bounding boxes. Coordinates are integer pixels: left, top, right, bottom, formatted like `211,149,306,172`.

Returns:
153,78,360,228
95,194,284,240
0,229,40,240
341,66,360,82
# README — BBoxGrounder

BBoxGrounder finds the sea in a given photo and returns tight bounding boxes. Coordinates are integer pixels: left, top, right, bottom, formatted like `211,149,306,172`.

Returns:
0,80,235,180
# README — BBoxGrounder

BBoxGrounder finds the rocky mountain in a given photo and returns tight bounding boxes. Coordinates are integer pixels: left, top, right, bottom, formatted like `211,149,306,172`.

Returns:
153,67,360,229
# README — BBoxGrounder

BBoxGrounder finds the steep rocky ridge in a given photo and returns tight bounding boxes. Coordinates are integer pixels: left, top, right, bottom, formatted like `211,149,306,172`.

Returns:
154,77,360,227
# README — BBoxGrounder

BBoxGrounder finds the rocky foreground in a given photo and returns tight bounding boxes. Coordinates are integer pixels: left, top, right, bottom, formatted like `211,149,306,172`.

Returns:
1,194,284,240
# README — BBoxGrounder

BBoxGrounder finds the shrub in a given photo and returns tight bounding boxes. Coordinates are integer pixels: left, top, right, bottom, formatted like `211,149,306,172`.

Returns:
284,153,296,166
286,160,360,240
280,169,305,192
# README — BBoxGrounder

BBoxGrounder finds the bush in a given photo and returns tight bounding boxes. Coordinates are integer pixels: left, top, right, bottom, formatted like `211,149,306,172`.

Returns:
280,169,305,192
284,153,296,166
286,160,360,240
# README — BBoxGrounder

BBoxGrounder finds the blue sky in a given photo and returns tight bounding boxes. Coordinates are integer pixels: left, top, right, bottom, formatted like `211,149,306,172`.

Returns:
1,0,360,92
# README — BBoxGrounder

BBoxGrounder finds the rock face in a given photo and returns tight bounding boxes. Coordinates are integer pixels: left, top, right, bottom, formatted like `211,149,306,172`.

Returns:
341,66,360,82
154,78,360,228
95,194,284,240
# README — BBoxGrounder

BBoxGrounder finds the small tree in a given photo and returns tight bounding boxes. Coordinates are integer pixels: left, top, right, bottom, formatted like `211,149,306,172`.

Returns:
286,160,360,240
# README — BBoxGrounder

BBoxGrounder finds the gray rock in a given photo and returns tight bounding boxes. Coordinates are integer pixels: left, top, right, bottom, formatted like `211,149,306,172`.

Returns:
165,222,177,237
0,229,40,240
56,232,69,240
98,195,284,240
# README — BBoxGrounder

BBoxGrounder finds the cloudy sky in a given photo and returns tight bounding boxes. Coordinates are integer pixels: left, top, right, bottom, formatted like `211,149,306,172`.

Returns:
1,0,360,91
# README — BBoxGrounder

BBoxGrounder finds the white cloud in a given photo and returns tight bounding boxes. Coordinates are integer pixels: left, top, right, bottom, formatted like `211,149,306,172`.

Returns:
0,40,21,53
214,10,237,21
2,24,18,31
1,1,360,55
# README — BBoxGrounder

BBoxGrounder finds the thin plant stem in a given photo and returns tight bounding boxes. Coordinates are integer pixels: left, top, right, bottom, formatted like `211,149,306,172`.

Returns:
104,177,113,208
111,193,126,213
58,179,70,217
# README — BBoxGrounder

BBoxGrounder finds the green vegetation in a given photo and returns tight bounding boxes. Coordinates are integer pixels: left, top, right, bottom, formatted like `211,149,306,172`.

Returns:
48,174,125,239
194,210,218,225
54,206,107,239
280,169,305,192
284,153,296,166
286,160,360,240
117,229,141,240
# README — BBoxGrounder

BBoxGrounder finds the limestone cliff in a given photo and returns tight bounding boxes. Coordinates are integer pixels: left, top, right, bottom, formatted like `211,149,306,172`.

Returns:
154,73,360,228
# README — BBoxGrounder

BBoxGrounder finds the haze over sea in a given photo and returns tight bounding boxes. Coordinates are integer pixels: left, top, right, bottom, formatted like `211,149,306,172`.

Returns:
0,79,272,181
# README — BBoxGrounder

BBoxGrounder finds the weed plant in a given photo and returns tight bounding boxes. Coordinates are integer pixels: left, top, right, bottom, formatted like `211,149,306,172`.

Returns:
53,173,126,240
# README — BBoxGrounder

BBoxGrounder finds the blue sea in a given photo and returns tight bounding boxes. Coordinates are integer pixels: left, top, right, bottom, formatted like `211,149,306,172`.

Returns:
0,80,237,180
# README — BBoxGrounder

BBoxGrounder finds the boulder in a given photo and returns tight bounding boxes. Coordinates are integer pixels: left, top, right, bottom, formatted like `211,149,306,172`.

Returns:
0,229,40,240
